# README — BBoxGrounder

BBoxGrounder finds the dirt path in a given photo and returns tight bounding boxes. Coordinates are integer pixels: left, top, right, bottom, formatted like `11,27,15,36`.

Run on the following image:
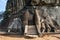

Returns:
0,34,60,40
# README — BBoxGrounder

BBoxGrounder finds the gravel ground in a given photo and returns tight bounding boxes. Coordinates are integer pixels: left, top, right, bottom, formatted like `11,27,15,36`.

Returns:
0,34,60,40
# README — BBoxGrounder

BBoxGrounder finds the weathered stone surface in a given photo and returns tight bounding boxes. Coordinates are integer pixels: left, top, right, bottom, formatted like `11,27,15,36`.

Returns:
7,18,23,34
0,0,26,32
6,0,25,12
47,6,60,27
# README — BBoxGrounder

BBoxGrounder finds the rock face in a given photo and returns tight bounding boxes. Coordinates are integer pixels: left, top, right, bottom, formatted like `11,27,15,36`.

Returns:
6,0,25,12
47,6,60,27
5,0,27,33
7,18,23,34
0,0,60,37
0,0,26,32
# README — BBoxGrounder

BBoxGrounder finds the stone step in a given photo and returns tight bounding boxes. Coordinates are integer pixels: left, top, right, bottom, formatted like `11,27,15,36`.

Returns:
27,25,37,35
24,25,38,37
